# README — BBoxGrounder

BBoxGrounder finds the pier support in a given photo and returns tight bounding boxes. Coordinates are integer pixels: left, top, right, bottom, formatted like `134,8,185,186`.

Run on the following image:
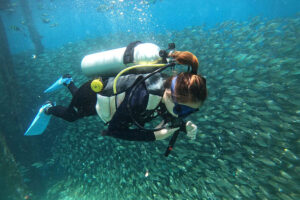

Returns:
0,0,11,10
0,16,21,133
0,132,30,200
20,0,44,54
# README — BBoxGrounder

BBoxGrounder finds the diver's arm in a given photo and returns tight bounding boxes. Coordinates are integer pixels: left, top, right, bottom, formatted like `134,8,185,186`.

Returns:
155,117,197,140
153,121,197,140
103,110,156,141
102,128,156,141
151,120,180,140
154,127,180,140
103,124,179,141
105,119,196,141
104,116,181,141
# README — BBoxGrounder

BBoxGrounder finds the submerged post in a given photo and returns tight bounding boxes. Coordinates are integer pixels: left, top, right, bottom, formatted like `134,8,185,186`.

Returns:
20,0,44,54
0,0,11,10
0,16,14,78
0,16,21,133
0,132,30,199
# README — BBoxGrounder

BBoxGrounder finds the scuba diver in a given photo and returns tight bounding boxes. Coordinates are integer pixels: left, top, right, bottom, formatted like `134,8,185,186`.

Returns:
25,42,207,156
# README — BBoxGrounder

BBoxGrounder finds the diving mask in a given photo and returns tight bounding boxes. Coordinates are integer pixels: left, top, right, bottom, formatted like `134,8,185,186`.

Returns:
171,77,198,117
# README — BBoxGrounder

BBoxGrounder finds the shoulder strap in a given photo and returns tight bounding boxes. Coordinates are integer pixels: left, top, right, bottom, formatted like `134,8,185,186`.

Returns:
123,41,142,64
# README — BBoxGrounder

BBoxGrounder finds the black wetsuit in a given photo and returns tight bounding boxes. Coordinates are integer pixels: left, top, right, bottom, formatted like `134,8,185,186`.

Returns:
47,75,173,141
47,81,97,122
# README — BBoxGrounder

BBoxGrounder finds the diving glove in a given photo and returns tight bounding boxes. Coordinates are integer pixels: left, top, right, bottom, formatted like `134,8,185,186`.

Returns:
186,121,197,140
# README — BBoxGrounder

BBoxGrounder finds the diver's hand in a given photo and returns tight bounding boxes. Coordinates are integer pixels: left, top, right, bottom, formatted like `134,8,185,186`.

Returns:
154,127,180,140
186,121,197,140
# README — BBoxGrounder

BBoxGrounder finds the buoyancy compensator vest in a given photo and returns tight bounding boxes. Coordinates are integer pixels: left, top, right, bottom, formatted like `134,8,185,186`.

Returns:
81,41,183,157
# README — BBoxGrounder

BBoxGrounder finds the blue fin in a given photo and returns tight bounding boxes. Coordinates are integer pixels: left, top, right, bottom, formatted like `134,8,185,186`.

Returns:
44,76,63,93
44,76,72,93
24,103,52,136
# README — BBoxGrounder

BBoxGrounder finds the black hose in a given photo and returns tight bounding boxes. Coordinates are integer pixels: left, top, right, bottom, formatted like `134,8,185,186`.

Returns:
164,130,180,157
126,63,176,132
126,62,186,157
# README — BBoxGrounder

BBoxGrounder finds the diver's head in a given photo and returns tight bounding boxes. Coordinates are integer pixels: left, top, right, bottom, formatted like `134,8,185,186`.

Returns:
163,72,207,118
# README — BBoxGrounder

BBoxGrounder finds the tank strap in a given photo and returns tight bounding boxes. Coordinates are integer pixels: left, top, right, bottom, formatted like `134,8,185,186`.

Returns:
123,41,142,64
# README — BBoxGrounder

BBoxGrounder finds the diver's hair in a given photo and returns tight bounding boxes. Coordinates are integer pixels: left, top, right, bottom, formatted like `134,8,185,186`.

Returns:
164,72,207,103
170,51,199,74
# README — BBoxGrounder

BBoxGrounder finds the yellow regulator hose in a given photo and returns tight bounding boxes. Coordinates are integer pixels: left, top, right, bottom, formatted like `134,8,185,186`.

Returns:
113,64,167,94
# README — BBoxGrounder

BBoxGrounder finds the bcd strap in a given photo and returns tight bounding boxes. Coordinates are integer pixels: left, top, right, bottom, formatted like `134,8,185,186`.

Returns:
123,41,142,64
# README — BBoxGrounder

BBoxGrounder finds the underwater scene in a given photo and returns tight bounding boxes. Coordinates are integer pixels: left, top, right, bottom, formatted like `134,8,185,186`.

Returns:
0,0,300,199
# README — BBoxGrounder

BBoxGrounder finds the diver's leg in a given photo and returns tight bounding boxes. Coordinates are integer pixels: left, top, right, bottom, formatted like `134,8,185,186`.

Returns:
46,105,80,122
66,82,78,96
47,79,97,122
63,74,78,96
69,81,98,117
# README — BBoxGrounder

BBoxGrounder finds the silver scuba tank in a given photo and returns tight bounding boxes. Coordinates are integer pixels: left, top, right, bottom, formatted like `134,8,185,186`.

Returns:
81,43,161,77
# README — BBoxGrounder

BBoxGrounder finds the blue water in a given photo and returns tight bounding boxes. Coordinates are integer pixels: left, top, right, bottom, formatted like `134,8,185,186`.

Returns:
1,1,300,200
1,0,300,54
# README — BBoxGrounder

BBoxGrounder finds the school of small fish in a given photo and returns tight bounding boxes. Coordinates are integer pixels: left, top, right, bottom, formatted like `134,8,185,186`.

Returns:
14,13,300,200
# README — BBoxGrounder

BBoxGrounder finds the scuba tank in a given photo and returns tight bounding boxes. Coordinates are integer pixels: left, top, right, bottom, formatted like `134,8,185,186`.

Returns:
81,42,163,77
82,41,176,94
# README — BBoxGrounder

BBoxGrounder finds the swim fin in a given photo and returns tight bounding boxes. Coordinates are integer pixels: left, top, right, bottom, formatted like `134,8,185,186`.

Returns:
44,76,72,93
24,103,54,136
